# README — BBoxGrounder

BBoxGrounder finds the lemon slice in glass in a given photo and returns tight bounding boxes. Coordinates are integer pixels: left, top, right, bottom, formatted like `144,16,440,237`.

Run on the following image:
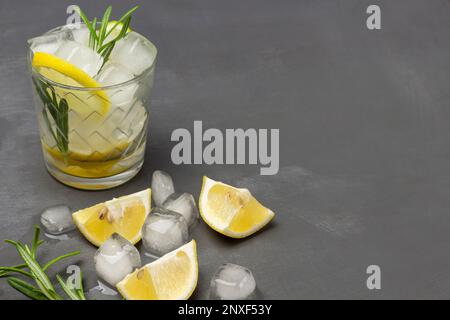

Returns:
72,189,151,246
117,240,198,300
199,176,275,238
32,52,110,116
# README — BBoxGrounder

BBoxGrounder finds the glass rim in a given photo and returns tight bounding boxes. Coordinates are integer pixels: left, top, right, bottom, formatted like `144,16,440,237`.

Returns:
28,24,157,91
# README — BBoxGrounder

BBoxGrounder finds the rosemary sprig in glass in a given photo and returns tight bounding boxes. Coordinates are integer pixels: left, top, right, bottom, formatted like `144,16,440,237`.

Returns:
32,78,69,156
0,226,86,300
76,5,139,63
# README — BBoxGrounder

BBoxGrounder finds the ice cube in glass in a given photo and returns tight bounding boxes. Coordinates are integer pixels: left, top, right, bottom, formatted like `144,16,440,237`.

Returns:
54,40,103,77
95,61,138,107
110,31,156,76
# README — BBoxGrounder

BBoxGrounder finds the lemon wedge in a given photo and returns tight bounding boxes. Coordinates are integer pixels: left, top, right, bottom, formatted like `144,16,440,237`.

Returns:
32,52,110,116
73,189,151,246
117,240,198,300
199,176,275,238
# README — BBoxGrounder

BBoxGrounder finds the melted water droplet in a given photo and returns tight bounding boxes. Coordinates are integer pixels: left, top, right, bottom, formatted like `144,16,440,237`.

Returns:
88,280,118,296
44,233,71,241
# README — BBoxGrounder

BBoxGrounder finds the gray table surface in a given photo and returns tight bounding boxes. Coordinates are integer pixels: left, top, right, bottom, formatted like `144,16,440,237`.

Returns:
1,0,450,300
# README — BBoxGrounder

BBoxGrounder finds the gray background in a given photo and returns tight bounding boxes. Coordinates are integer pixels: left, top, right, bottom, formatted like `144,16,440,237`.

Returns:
0,0,449,299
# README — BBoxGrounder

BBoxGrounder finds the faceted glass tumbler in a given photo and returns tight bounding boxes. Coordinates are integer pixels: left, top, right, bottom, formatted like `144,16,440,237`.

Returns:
28,30,157,190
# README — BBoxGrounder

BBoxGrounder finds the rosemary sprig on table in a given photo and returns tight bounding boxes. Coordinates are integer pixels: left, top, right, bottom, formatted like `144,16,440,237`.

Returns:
32,78,69,156
0,226,86,300
76,5,139,63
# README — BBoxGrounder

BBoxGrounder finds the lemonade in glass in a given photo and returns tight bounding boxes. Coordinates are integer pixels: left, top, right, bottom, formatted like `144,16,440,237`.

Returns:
28,6,156,190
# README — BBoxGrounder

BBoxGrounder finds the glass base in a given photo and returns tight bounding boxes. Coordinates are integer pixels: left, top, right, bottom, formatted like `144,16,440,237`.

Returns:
45,160,144,190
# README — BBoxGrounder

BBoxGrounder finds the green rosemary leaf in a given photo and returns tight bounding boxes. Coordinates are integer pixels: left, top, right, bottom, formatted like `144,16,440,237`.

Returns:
41,109,59,148
0,267,33,278
32,78,46,101
104,5,139,39
4,240,57,300
14,243,54,290
60,99,69,135
31,225,40,258
8,277,48,300
98,38,114,54
0,263,27,276
116,5,139,27
50,87,57,103
56,274,81,300
12,241,62,300
43,251,80,272
4,239,20,247
33,79,69,155
44,95,58,121
24,244,32,256
75,270,86,300
99,42,116,62
55,98,69,154
112,15,132,44
98,6,113,47
89,17,98,48
120,16,132,37
75,6,98,43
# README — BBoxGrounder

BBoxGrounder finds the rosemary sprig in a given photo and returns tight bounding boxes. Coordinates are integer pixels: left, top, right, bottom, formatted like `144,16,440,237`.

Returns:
32,78,69,156
8,277,49,300
56,271,86,300
75,5,139,64
0,226,86,300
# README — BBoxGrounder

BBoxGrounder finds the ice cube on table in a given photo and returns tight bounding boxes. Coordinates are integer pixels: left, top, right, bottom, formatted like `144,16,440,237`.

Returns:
151,170,175,206
94,233,141,286
141,207,189,257
95,61,138,107
54,40,103,77
86,280,119,300
40,205,75,235
163,193,199,229
210,263,257,300
110,31,156,76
